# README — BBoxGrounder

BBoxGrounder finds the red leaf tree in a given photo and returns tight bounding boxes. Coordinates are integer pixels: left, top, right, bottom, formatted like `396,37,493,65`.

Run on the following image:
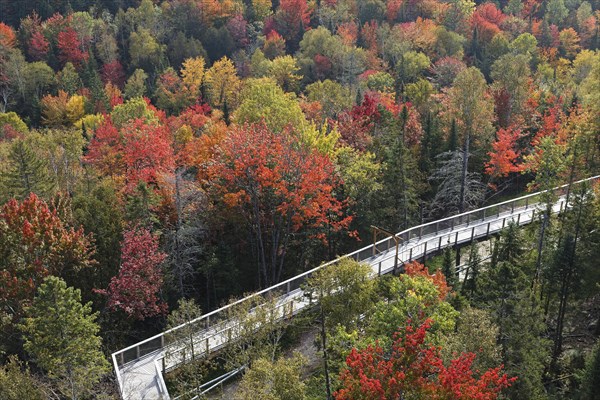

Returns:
57,27,88,68
335,319,516,400
0,194,95,315
96,225,167,320
85,118,175,192
485,127,523,178
28,30,49,61
206,122,352,287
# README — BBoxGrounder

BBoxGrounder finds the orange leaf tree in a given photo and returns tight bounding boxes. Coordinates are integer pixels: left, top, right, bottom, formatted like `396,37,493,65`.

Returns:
207,122,352,286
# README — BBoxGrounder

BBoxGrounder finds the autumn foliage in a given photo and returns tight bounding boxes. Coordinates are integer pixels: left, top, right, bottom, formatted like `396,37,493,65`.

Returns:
207,122,352,285
85,118,175,192
335,319,516,400
485,127,523,178
96,225,167,320
0,194,95,313
404,261,451,300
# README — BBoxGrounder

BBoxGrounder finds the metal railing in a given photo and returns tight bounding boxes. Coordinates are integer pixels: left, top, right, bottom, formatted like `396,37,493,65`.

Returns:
112,175,599,397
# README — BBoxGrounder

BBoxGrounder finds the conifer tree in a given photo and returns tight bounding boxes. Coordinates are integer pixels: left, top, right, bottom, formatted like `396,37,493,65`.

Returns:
20,276,109,400
442,245,458,289
0,139,54,202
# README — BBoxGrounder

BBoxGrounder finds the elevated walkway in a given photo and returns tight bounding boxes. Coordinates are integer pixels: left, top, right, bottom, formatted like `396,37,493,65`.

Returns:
112,176,599,399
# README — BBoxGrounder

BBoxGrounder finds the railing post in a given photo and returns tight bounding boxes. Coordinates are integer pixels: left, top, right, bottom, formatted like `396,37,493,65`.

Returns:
435,221,439,233
136,346,140,359
419,226,423,238
511,201,515,212
471,227,475,242
378,261,382,276
438,236,442,250
560,200,564,212
286,281,290,294
483,208,486,220
502,217,506,229
455,232,459,246
409,248,413,262
517,213,521,224
422,241,428,262
466,213,470,226
162,357,165,373
486,222,490,236
120,353,124,366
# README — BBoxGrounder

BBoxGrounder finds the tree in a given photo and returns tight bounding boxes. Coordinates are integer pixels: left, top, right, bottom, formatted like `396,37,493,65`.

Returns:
442,307,502,373
429,150,486,217
0,356,47,400
304,258,375,399
85,117,174,191
444,67,494,216
57,28,88,68
0,22,17,49
334,319,515,400
0,194,95,318
546,0,569,26
20,276,109,400
96,225,168,320
0,111,27,138
580,340,600,400
485,126,523,178
0,138,54,201
129,28,165,72
58,62,82,94
166,298,203,361
233,77,307,133
367,262,457,344
207,122,351,287
442,246,458,288
123,69,148,99
491,54,531,125
523,136,568,285
268,55,302,92
164,298,206,397
180,56,205,96
235,353,307,400
204,56,241,110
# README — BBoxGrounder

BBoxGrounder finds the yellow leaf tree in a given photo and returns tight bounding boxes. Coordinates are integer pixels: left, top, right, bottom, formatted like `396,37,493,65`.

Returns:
204,56,242,110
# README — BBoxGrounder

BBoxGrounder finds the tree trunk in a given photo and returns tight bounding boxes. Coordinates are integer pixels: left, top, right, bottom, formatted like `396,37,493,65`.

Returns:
320,300,332,400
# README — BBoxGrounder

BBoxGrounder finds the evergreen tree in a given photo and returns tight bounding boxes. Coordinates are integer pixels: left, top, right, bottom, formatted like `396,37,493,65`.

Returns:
379,111,421,231
0,139,54,202
497,222,525,265
463,243,481,297
442,246,458,289
580,340,600,400
20,276,109,400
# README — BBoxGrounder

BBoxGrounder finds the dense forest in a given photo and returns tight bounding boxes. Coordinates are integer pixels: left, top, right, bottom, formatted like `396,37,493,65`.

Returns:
0,0,599,398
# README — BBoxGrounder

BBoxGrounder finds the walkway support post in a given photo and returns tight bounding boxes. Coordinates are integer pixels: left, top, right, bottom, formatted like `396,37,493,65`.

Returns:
371,226,402,274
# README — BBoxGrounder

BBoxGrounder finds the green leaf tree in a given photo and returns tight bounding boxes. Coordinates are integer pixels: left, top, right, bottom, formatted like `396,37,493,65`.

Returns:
234,353,307,400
